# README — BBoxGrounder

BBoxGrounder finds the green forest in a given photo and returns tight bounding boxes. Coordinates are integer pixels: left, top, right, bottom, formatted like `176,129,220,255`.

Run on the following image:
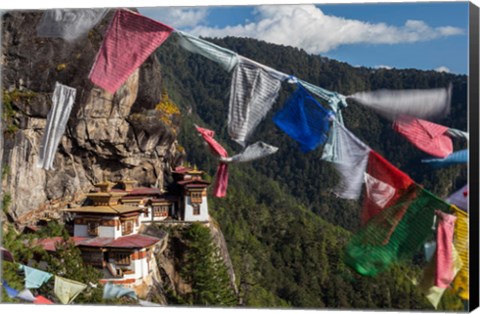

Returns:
155,36,468,310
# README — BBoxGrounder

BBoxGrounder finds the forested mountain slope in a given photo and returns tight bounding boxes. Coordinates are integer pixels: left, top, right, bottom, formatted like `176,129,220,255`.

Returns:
154,36,467,309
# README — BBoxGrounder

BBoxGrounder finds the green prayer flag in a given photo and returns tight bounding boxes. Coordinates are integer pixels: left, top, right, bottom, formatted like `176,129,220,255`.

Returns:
344,185,452,276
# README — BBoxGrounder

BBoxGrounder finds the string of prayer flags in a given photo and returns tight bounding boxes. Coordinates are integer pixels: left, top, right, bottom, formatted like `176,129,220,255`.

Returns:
297,79,349,109
17,289,37,302
348,84,452,121
422,149,468,168
36,9,108,42
219,141,278,163
54,276,87,304
34,295,55,304
273,84,334,152
2,280,19,299
361,150,415,225
1,246,14,262
344,186,452,277
435,211,457,288
446,184,468,212
228,57,283,146
326,122,371,199
89,9,173,94
393,116,453,158
175,31,239,72
37,82,76,171
451,206,469,300
103,282,137,300
19,264,53,289
195,126,229,197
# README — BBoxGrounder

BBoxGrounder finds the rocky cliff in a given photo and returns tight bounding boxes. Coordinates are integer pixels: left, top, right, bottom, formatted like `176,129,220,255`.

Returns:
1,10,184,223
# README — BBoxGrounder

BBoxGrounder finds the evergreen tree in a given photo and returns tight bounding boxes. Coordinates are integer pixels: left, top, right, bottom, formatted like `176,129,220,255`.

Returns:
180,223,237,306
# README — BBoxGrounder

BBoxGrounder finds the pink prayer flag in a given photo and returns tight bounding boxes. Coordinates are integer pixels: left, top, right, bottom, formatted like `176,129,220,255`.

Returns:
89,9,173,94
393,116,452,158
214,163,229,198
435,211,457,288
195,126,229,198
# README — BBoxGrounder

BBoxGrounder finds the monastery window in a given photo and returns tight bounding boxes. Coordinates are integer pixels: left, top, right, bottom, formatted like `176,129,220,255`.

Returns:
122,220,133,235
192,204,200,215
87,221,99,236
112,252,131,266
153,205,169,217
190,192,202,204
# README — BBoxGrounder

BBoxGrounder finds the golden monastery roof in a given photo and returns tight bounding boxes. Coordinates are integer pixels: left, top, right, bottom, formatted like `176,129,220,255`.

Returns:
63,204,142,215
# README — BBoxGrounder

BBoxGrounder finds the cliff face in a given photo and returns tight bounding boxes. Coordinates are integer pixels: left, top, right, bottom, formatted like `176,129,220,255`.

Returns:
1,10,184,222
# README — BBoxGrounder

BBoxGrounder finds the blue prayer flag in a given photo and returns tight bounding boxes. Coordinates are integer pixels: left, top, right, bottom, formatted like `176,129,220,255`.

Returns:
273,84,334,152
422,149,468,168
2,280,19,299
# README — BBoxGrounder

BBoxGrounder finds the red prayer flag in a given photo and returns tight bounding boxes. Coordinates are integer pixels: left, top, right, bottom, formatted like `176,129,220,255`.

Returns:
89,9,173,94
195,126,229,198
34,295,54,304
393,116,452,158
361,150,415,225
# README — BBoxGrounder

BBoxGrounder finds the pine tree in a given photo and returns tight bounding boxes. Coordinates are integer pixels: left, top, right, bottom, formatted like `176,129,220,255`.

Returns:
180,223,237,306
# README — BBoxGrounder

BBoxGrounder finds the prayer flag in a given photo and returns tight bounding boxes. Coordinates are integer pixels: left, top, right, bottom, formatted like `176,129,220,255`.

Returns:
273,84,334,152
17,289,36,302
19,264,53,289
103,282,137,300
228,57,282,146
37,82,76,171
422,149,468,168
54,276,87,304
435,211,456,288
89,9,173,94
451,206,469,300
297,79,348,109
34,295,55,304
416,246,462,309
328,122,371,200
195,126,229,197
446,184,468,212
36,9,108,42
361,150,414,225
344,186,452,277
220,141,278,163
348,84,452,120
393,116,452,158
2,280,19,299
176,31,238,72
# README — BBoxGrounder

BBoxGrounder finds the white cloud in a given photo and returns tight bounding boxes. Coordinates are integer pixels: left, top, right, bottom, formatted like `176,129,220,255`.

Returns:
187,5,464,54
435,66,451,73
143,7,209,29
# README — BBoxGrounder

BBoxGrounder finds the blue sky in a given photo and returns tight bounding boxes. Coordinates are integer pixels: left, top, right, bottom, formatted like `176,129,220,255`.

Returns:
139,2,469,74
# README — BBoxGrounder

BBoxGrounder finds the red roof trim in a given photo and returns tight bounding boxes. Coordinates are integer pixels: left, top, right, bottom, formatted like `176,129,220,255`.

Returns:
36,234,162,251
